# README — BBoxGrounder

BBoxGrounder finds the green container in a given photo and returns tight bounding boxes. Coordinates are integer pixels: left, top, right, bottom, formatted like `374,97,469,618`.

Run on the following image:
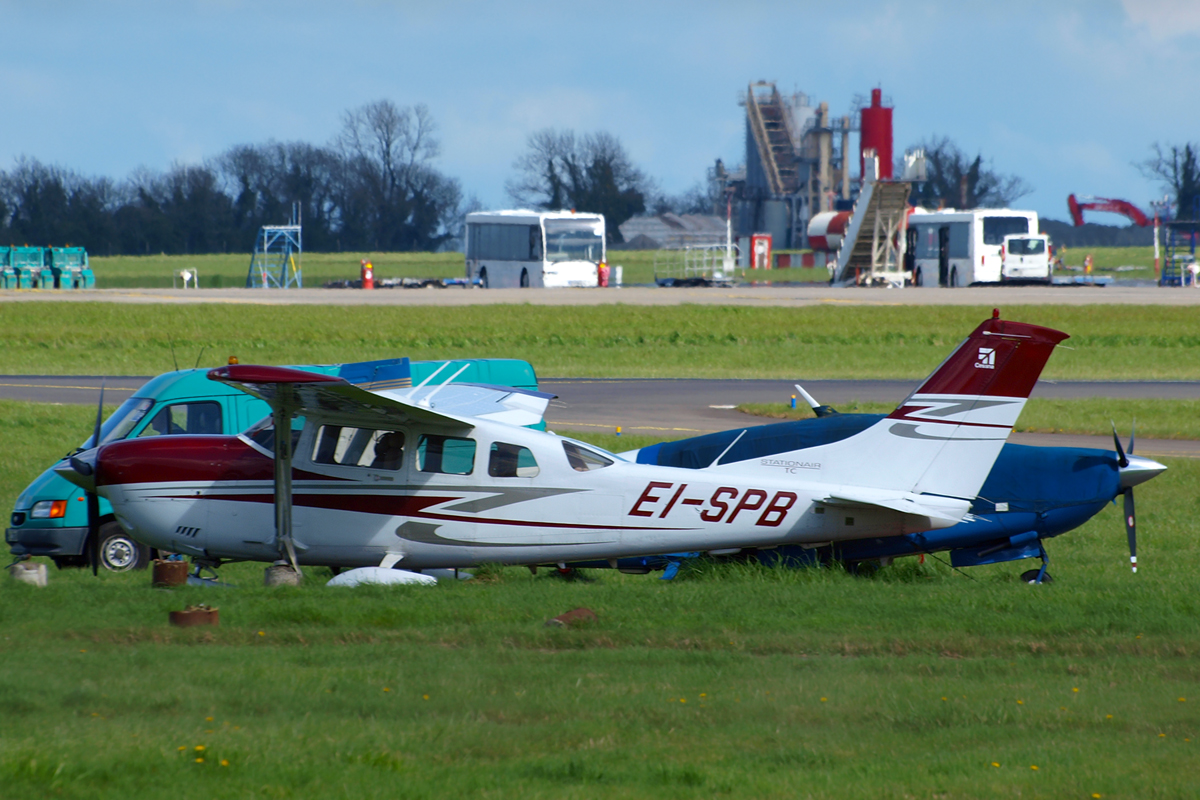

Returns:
11,247,44,289
48,247,88,289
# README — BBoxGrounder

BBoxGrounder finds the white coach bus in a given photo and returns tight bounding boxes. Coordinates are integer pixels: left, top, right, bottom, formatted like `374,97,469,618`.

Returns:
908,208,1038,286
465,210,606,288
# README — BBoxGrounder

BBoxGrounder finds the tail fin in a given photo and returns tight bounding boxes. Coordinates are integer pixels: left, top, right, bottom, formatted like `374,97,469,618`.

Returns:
718,312,1067,520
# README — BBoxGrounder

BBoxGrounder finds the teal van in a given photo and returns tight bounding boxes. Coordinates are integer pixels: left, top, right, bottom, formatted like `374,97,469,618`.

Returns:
6,358,539,572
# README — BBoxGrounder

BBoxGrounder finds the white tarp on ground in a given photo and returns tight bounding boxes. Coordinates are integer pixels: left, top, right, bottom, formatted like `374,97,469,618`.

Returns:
326,567,437,587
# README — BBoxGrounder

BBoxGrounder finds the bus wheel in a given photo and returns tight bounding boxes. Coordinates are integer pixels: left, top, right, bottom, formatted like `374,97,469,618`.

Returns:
97,521,150,572
520,269,529,288
949,267,958,287
479,268,489,289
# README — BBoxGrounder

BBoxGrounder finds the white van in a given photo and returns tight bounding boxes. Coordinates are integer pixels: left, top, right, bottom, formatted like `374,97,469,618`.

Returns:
1001,234,1052,283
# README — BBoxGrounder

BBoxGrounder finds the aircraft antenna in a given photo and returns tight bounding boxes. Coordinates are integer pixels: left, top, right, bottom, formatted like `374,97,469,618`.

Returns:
708,429,747,468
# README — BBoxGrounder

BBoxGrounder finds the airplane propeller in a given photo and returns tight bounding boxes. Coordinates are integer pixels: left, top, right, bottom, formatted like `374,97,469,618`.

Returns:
1111,420,1166,574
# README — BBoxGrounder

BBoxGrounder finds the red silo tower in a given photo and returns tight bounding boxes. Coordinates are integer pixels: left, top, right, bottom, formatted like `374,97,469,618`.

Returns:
859,88,893,180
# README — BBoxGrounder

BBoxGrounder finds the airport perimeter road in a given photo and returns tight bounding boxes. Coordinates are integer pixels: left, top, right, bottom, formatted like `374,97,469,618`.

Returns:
9,375,1196,458
3,283,1200,307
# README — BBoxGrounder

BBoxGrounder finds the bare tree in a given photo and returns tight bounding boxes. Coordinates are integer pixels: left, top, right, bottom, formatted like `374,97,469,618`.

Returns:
507,129,648,240
905,136,1032,209
1139,142,1200,219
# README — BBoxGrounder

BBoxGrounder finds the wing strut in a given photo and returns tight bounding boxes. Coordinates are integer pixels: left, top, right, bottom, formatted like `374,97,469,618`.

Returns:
272,384,301,577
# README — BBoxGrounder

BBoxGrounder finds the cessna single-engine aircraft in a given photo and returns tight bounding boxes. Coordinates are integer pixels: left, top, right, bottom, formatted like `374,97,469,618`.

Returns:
60,312,1067,578
602,390,1166,584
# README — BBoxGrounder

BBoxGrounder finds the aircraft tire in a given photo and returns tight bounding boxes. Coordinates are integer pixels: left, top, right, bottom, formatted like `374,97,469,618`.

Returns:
479,268,489,289
97,521,150,572
1020,568,1053,584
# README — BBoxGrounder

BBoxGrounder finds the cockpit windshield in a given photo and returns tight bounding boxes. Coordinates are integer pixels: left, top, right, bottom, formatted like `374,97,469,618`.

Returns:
544,220,604,264
79,397,153,450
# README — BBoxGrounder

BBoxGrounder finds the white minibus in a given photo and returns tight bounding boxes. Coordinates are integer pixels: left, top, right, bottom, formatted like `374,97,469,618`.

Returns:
465,210,605,288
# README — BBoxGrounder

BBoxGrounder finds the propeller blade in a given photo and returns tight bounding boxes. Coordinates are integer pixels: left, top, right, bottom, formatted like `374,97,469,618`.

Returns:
1123,488,1137,573
88,381,104,577
1129,418,1136,456
1111,421,1129,468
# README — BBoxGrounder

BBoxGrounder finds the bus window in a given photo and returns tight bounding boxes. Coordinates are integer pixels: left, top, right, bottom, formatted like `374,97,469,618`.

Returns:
544,220,604,263
983,216,1031,245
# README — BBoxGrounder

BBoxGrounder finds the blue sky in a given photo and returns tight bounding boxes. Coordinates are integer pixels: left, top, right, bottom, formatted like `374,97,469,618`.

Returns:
3,0,1198,223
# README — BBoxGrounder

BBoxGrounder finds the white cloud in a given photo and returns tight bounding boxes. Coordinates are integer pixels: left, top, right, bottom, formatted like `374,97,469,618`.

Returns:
1120,0,1200,39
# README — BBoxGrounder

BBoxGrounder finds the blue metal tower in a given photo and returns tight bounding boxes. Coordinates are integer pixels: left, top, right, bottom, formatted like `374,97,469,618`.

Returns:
246,204,303,288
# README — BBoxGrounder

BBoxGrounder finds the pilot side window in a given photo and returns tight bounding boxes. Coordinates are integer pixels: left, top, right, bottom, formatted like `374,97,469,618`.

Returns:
488,442,540,478
137,401,222,437
417,435,476,475
311,426,405,470
562,441,613,472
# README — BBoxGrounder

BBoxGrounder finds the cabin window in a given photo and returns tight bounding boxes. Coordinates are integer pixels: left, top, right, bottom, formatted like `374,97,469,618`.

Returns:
137,401,222,437
488,442,540,478
243,415,305,456
982,216,1031,245
562,441,613,472
311,426,405,470
417,435,476,475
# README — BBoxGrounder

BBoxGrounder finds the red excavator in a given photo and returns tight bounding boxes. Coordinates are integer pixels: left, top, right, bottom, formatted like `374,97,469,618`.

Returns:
1068,194,1152,227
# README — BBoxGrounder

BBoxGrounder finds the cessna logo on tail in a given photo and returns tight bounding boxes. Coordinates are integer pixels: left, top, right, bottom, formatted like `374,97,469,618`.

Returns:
975,347,996,369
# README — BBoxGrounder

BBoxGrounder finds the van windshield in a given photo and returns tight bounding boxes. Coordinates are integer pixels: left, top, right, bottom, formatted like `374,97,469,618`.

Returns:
1007,238,1045,255
79,397,153,449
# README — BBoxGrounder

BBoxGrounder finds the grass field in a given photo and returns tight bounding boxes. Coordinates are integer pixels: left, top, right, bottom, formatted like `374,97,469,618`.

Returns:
4,302,1200,380
83,246,1161,289
2,400,1198,798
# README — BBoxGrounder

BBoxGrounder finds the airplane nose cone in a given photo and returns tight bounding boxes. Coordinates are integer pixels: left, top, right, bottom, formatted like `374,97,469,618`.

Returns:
54,449,98,493
1119,454,1167,490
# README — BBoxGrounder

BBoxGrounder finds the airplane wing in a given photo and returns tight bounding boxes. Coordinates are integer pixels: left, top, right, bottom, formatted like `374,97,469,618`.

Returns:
822,489,968,524
208,365,474,429
208,366,556,429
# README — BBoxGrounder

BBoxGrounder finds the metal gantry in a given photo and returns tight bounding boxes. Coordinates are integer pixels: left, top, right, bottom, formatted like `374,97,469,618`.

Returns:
246,204,303,289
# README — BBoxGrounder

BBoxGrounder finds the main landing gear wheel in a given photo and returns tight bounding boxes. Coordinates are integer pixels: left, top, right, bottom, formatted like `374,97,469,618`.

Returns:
479,268,489,288
97,521,150,572
1020,568,1054,584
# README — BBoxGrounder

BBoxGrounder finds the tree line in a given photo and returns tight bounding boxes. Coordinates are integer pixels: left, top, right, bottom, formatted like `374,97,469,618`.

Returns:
0,100,463,255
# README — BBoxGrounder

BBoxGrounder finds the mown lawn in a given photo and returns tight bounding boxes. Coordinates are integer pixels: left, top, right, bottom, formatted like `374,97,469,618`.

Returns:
3,302,1200,380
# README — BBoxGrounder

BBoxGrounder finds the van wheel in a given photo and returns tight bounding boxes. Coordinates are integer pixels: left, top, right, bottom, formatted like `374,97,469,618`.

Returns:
913,267,923,287
949,267,958,288
520,269,529,288
97,521,150,572
479,268,488,289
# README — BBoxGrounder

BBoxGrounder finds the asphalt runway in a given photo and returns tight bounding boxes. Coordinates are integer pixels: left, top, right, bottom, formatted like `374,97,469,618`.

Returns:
3,283,1200,306
6,375,1198,458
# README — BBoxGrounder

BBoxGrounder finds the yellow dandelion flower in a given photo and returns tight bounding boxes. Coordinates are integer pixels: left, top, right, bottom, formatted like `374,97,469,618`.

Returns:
195,745,205,752
233,726,240,730
1017,700,1024,705
1072,688,1079,693
1179,698,1187,702
1159,733,1166,738
991,762,1000,768
177,746,186,752
422,694,429,700
205,716,213,722
1060,707,1067,711
680,698,687,704
941,697,947,701
700,693,707,698
383,688,390,693
1106,715,1113,719
1030,765,1038,771
258,631,265,636
1092,794,1101,799
820,697,827,702
220,759,229,767
195,757,204,764
204,729,213,734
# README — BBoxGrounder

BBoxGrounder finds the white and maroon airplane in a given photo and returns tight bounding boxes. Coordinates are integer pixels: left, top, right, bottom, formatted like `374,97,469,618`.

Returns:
60,312,1068,578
